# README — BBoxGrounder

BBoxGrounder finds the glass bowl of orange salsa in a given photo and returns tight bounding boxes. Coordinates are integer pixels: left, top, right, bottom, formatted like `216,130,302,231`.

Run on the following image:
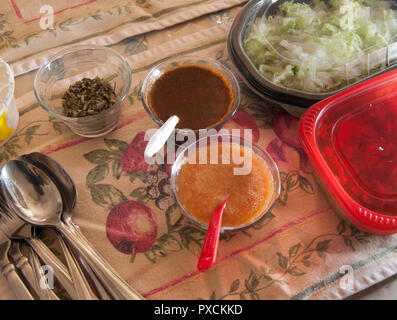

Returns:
170,134,281,232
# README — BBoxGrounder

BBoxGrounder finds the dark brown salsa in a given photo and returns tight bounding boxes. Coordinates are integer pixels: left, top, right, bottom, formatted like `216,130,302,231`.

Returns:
148,65,232,130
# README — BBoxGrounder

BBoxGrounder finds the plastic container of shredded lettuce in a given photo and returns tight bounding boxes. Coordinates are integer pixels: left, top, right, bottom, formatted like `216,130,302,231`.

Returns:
227,0,397,109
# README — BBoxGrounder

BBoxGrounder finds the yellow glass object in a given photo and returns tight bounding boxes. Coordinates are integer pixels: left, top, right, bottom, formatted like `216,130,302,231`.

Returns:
0,109,15,145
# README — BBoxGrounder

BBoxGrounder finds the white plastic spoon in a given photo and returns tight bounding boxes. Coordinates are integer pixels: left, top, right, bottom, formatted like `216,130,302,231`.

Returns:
144,115,179,159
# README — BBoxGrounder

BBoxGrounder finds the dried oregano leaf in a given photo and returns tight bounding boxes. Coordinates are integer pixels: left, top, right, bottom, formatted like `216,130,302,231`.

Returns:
62,77,117,117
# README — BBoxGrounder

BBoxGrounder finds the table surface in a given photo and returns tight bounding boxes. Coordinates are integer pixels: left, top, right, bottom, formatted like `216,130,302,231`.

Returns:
0,0,396,300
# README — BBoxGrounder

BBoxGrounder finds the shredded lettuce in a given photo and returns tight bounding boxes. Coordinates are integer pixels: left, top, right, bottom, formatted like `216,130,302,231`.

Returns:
244,0,397,93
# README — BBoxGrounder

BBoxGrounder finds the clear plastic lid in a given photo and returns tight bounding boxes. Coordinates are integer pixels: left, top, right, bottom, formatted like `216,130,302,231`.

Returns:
241,0,397,95
298,70,397,235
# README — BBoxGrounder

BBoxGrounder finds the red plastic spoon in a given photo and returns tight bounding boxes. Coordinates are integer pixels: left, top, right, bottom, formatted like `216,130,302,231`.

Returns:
197,199,228,271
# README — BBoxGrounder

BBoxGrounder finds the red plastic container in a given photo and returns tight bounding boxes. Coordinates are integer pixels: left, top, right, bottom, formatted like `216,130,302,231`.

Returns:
298,70,397,235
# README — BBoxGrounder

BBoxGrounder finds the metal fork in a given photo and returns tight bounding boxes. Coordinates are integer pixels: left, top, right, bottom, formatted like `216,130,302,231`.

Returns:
0,202,78,299
0,228,33,299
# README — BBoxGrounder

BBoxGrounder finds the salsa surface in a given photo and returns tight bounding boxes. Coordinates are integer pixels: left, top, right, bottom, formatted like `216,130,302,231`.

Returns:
148,65,232,130
177,143,275,228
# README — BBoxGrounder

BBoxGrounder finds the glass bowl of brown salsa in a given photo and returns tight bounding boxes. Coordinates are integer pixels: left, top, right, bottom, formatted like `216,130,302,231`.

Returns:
141,55,240,135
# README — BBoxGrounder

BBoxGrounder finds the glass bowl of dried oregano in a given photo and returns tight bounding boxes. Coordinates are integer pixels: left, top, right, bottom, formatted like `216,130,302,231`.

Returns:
34,45,132,137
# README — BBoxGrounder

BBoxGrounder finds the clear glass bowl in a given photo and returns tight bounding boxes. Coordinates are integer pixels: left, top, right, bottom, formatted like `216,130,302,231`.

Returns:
34,45,132,137
170,134,281,233
140,55,240,136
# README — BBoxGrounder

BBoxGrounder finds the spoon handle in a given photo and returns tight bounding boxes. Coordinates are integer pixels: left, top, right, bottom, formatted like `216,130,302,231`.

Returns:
197,200,227,271
27,238,78,299
58,235,98,300
57,221,144,300
9,242,58,300
9,242,39,296
1,263,34,300
63,218,112,300
144,115,179,158
27,247,59,300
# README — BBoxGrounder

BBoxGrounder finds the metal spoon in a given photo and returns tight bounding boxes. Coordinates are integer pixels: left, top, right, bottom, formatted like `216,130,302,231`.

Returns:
0,160,143,300
19,152,111,299
18,153,76,214
0,185,78,299
19,153,86,240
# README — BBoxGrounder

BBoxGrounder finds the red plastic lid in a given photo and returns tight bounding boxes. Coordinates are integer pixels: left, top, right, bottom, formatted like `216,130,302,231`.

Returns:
298,70,397,235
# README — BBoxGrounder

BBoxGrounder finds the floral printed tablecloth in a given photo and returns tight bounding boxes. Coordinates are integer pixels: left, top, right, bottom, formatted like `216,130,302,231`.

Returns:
0,0,397,300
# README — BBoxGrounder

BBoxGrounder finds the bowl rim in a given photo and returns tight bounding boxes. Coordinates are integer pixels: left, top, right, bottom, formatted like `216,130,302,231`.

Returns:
170,133,281,233
140,54,241,134
0,56,15,116
33,44,132,121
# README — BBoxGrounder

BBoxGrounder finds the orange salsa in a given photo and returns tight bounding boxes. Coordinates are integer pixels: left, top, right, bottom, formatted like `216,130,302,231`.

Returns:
176,143,275,228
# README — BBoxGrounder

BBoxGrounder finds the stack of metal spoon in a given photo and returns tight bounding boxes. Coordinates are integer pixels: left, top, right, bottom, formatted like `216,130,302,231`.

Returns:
0,152,143,300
